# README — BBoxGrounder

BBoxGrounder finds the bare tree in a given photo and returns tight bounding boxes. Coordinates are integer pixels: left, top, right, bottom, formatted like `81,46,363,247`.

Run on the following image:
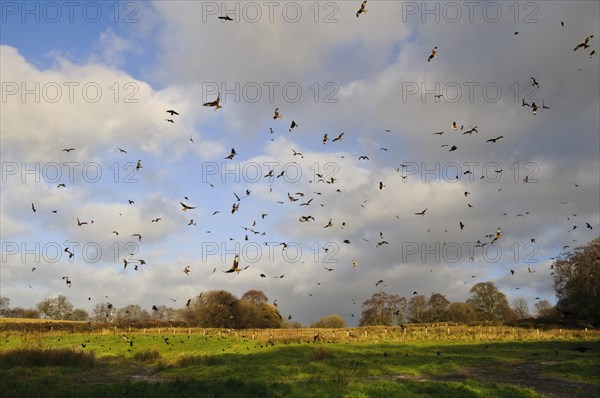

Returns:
511,297,530,320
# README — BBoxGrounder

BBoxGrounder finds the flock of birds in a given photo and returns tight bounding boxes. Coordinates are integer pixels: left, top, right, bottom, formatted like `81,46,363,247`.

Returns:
19,3,599,323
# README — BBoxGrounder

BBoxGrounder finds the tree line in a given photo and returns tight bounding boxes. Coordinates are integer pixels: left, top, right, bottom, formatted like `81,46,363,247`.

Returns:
1,237,598,327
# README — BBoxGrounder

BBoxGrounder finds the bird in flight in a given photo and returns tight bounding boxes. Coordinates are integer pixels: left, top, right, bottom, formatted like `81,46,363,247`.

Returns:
118,148,127,153
332,133,344,142
486,136,504,143
224,255,249,273
183,266,190,275
131,234,142,242
166,110,179,116
77,217,88,226
414,208,428,216
289,121,298,132
62,148,75,152
273,107,282,119
428,46,438,62
203,93,222,110
180,202,196,211
218,15,233,21
322,134,329,145
165,119,175,123
574,35,593,51
136,160,142,171
530,77,539,87
358,156,369,160
356,1,367,17
291,149,303,158
225,148,237,160
62,276,72,287
31,203,36,212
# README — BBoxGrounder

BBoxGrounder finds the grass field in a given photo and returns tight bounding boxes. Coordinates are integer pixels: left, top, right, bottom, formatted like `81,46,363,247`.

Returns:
1,322,599,397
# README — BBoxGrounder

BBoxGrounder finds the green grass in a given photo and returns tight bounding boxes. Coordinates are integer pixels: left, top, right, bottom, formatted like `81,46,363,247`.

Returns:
0,329,598,397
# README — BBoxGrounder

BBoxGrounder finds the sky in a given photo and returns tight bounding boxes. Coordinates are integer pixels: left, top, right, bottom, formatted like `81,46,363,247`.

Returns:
1,0,599,326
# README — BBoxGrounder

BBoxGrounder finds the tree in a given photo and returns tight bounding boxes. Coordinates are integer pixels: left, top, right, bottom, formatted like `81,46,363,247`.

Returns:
466,282,512,321
37,295,74,319
116,304,150,322
427,293,450,322
91,302,114,322
407,295,428,323
534,300,556,318
8,307,40,319
311,314,347,328
70,308,89,321
446,302,478,323
180,290,283,329
0,297,9,317
552,237,600,326
241,290,269,304
359,292,406,326
511,297,529,320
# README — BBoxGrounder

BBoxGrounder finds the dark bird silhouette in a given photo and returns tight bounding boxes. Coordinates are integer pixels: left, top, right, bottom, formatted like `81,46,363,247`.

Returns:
218,15,233,21
180,202,196,211
414,208,428,216
118,148,127,153
166,110,179,115
62,148,75,152
428,46,438,62
574,35,593,51
131,234,142,242
273,107,282,119
358,156,369,160
531,77,539,87
289,120,298,132
486,136,504,143
77,217,88,226
203,93,222,110
62,276,71,287
31,203,36,212
356,0,367,17
332,133,344,142
225,148,237,160
165,119,175,123
449,145,457,151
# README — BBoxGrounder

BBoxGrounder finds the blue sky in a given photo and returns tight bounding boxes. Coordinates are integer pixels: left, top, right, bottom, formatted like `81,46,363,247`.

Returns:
1,1,599,325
